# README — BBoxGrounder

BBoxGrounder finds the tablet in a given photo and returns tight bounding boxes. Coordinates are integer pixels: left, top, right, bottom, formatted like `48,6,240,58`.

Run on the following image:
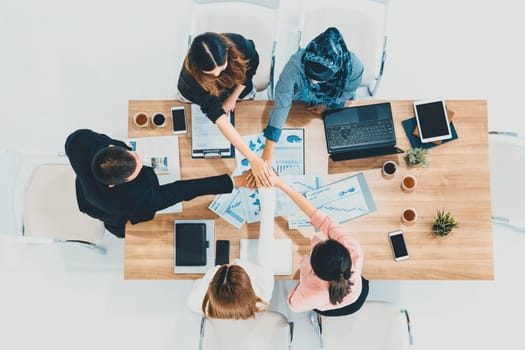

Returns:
414,100,452,143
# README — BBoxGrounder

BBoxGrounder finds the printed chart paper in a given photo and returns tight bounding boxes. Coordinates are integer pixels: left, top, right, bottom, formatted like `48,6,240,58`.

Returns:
293,173,376,229
234,129,305,223
128,135,182,213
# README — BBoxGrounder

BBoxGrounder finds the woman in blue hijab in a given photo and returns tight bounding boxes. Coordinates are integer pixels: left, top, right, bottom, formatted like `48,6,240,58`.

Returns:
261,27,363,162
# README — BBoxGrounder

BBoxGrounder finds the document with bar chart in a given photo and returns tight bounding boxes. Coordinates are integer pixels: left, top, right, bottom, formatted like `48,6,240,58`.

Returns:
234,129,305,223
288,173,376,229
235,129,305,176
308,173,376,224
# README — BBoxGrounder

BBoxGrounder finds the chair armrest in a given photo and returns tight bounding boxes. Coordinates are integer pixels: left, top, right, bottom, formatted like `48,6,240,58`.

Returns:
199,317,206,350
58,239,107,254
489,130,519,138
401,309,414,345
267,41,277,100
288,321,294,348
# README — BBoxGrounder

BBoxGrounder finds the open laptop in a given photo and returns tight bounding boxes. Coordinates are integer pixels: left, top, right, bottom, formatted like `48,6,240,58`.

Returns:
323,102,403,161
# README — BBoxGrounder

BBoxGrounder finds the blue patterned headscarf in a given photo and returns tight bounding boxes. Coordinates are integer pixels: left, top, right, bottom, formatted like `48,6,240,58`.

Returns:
301,27,353,107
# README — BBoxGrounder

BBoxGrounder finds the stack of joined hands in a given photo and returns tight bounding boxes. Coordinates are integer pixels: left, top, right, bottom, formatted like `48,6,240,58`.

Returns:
235,161,280,190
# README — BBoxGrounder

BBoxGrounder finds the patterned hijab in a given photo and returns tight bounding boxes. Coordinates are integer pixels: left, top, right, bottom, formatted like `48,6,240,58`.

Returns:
301,27,353,106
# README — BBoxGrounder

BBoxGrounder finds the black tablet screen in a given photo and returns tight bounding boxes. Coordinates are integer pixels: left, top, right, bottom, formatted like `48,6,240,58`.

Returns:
416,102,450,139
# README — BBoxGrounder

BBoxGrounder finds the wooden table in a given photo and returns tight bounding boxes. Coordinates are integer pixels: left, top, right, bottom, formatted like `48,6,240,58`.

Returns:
125,99,493,280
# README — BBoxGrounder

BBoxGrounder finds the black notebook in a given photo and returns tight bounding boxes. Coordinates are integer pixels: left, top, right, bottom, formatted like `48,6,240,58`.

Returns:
175,223,208,266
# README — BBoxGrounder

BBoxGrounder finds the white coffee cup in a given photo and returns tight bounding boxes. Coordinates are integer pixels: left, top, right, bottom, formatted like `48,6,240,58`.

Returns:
133,112,149,128
401,208,418,224
152,112,166,128
401,174,417,192
382,160,398,178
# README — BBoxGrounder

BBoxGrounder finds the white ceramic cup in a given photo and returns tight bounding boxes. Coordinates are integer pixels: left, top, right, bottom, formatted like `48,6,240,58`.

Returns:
401,174,417,192
382,160,398,178
152,112,166,128
401,208,418,224
133,112,149,128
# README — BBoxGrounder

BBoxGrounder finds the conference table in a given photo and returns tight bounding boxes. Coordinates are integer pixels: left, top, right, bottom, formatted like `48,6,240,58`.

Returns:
125,99,493,280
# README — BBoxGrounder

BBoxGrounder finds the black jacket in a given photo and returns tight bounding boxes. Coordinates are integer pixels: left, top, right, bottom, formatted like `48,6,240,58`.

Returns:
65,129,233,237
177,33,259,122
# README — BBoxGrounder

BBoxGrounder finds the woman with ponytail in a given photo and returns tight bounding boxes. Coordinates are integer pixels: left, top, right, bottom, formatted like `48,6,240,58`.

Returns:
272,172,368,316
187,188,276,319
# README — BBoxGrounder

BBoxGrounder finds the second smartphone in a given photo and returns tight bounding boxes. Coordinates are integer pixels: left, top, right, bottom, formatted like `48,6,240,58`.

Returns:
388,230,409,261
171,106,188,134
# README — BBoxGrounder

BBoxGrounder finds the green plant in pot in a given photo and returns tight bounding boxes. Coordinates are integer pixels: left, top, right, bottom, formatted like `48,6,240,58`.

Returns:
406,148,429,167
432,210,459,237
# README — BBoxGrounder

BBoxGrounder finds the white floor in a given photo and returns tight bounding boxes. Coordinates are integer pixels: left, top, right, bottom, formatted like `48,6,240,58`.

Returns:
1,0,525,349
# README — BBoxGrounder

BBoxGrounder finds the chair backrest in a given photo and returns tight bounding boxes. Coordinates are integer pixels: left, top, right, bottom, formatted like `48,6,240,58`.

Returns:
299,0,387,96
489,133,525,231
23,164,104,243
320,301,410,350
200,310,292,350
190,0,279,92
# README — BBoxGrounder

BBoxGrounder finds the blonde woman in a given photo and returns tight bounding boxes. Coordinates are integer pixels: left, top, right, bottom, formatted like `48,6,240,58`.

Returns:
187,188,276,318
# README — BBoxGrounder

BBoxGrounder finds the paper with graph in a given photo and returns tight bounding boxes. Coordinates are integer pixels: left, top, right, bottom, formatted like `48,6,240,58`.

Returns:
235,129,305,176
128,136,182,213
209,188,246,229
234,129,305,223
288,173,376,229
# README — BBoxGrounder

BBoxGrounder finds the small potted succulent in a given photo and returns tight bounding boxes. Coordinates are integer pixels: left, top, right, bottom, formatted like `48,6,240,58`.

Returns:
432,210,459,237
406,148,429,167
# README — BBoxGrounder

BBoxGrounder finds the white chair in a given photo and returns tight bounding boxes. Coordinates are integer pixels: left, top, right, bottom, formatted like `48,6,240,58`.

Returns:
199,310,294,350
189,0,279,99
2,149,106,253
299,0,388,98
489,131,525,232
310,300,413,350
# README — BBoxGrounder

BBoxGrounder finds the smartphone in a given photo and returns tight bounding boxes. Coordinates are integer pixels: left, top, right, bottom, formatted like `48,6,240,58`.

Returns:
171,106,187,134
215,240,230,266
388,230,409,261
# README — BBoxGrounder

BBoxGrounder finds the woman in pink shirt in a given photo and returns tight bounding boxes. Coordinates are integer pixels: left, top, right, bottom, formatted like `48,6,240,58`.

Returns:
273,175,369,316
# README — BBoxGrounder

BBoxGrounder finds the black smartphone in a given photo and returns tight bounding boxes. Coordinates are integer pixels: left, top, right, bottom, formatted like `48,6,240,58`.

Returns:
171,106,187,134
215,240,230,266
388,230,409,261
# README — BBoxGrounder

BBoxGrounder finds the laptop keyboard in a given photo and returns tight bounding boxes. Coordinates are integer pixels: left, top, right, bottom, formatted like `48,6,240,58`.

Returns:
327,120,394,147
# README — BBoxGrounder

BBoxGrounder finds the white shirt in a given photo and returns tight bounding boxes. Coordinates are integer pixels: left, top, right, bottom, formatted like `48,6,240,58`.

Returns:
187,188,276,314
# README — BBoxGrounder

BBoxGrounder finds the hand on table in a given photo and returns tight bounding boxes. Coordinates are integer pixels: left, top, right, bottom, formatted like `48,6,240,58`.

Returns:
222,95,237,115
307,104,327,115
233,170,257,189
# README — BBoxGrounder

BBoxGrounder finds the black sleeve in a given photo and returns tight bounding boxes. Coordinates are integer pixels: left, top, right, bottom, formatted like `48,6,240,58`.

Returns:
129,174,234,224
243,40,259,85
177,66,226,123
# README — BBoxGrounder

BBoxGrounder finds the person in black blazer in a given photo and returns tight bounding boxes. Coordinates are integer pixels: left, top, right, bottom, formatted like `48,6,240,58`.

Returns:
65,129,249,238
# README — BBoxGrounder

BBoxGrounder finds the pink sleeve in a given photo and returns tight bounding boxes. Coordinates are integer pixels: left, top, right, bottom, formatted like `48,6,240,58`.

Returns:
310,210,347,241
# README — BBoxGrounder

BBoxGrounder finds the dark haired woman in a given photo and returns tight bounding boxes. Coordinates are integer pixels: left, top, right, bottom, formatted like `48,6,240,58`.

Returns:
178,32,272,187
272,173,368,316
261,27,363,165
